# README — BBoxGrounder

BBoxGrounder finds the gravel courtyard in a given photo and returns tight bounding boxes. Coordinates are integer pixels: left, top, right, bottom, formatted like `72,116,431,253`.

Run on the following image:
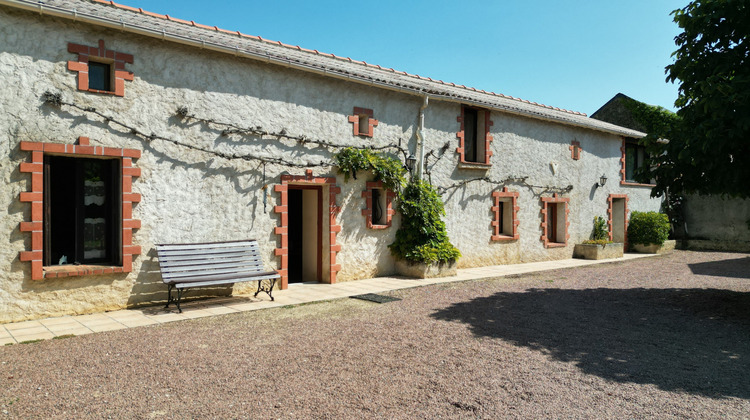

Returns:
2,250,749,418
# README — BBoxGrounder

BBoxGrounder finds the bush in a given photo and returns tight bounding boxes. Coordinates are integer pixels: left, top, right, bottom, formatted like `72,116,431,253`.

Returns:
591,216,609,241
627,211,670,246
582,239,613,245
389,180,461,264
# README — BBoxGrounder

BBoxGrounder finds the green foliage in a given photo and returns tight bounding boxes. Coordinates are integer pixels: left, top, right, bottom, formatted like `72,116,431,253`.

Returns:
661,0,750,198
333,148,406,192
389,180,461,264
591,216,609,241
582,239,614,245
627,211,670,246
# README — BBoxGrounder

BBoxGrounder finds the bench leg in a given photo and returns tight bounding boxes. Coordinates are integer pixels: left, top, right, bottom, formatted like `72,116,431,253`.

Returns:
254,278,275,301
165,284,185,313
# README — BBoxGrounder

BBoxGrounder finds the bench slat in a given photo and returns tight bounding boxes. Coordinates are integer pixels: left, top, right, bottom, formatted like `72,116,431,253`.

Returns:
173,273,279,289
167,270,279,285
158,246,259,257
161,264,271,279
158,254,263,267
156,240,257,251
157,250,257,264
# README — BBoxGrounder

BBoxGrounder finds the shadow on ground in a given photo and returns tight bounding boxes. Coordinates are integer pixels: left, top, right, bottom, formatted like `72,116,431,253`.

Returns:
689,256,750,279
432,287,750,399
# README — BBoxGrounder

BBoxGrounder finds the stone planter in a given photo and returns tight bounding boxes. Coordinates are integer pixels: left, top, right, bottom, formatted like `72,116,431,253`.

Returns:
573,243,624,260
395,260,457,279
631,239,676,254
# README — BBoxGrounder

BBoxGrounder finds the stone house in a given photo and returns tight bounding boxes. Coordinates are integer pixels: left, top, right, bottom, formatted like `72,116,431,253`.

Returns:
592,93,750,251
0,0,661,322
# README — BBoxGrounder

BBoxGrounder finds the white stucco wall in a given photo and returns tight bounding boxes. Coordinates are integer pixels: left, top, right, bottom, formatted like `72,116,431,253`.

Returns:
0,7,661,322
683,195,750,242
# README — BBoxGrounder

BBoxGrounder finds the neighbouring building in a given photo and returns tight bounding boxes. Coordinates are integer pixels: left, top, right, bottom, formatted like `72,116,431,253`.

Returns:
0,0,661,323
592,93,750,251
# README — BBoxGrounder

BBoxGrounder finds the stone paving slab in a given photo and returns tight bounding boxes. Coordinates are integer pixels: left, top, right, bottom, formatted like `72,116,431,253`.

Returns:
1,254,657,345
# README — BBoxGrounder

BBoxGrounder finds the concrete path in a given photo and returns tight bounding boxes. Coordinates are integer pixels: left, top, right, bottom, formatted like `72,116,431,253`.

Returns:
0,254,656,345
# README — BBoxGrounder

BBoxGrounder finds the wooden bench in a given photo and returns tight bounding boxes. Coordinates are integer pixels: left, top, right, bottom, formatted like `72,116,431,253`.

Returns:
156,239,280,313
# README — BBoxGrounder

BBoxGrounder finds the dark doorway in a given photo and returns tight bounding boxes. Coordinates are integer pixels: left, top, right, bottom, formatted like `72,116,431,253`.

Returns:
287,187,322,284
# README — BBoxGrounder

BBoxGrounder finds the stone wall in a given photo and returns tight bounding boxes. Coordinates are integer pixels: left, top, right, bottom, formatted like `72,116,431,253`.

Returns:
0,7,661,322
682,195,750,248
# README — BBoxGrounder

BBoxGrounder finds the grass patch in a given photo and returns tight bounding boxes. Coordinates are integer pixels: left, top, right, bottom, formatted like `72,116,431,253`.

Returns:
19,339,44,344
53,334,75,340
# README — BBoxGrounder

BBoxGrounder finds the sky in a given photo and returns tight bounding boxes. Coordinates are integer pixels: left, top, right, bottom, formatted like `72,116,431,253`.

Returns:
121,0,686,116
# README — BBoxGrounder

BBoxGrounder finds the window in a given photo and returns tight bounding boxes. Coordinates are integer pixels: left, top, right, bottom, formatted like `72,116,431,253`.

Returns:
87,61,112,92
68,40,134,97
347,107,378,137
19,138,142,280
620,138,654,186
540,194,569,248
45,156,121,266
361,181,395,229
491,187,519,241
457,105,493,166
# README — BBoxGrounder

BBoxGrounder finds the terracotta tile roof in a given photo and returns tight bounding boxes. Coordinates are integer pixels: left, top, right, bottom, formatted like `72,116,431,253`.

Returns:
0,0,645,138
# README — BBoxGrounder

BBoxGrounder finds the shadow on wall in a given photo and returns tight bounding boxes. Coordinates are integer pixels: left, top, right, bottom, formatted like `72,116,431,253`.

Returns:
689,257,750,279
431,287,750,399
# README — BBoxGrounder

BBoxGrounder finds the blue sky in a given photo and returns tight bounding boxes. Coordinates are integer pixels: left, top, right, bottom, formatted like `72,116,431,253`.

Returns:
122,0,686,115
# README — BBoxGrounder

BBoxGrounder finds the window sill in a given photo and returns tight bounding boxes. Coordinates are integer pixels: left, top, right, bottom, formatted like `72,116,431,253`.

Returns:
368,224,390,230
491,234,519,241
43,264,125,279
458,161,491,170
620,181,656,187
545,242,567,248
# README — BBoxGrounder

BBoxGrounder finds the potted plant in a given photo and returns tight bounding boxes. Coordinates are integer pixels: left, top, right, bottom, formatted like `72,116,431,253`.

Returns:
573,216,624,259
627,211,675,253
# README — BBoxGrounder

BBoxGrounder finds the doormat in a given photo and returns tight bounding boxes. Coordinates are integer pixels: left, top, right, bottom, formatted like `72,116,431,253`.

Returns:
350,293,402,304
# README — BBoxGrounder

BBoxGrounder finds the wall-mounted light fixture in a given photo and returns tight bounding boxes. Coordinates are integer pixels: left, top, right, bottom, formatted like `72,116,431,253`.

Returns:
405,154,417,175
595,174,608,189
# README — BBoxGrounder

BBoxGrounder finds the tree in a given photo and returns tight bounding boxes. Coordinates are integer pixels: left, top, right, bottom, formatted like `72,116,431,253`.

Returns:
656,0,750,198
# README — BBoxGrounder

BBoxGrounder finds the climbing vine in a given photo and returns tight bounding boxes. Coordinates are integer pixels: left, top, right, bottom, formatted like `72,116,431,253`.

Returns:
388,180,461,264
333,148,407,192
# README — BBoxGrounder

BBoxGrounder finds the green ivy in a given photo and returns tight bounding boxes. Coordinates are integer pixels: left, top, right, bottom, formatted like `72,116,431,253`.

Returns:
591,216,609,241
333,148,406,192
627,211,670,246
388,180,461,264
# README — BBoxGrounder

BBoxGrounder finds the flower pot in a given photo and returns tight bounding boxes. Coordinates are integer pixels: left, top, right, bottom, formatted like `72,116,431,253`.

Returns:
631,239,676,254
573,243,624,260
395,260,457,279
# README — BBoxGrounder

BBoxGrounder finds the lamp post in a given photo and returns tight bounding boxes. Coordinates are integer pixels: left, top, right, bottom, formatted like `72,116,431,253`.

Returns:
405,154,417,176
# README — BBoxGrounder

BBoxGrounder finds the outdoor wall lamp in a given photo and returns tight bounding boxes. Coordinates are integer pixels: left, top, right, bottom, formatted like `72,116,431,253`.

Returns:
595,174,608,189
405,154,417,175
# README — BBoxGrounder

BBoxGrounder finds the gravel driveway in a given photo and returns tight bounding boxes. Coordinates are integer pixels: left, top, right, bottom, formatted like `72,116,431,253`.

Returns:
2,250,749,418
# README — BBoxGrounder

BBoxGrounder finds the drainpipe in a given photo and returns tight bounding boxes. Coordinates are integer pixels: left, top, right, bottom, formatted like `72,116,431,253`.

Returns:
415,96,429,179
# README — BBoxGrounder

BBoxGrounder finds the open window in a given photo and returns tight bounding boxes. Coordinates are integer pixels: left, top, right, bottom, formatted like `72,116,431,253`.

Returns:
44,156,122,266
457,105,493,166
362,181,395,229
540,194,569,248
348,107,378,137
491,187,519,241
620,138,655,186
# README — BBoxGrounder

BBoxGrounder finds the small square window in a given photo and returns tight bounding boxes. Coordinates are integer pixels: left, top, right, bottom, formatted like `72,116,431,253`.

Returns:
88,61,112,92
491,187,519,241
362,182,394,229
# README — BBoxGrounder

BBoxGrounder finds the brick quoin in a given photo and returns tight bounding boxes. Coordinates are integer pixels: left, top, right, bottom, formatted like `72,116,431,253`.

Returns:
67,40,134,97
18,138,141,280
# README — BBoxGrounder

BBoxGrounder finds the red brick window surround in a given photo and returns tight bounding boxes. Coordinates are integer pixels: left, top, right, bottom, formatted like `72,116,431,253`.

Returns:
456,105,493,166
491,187,520,241
540,193,570,248
620,138,656,187
362,181,396,229
18,137,142,280
570,140,582,160
274,170,342,289
347,107,378,137
68,40,134,97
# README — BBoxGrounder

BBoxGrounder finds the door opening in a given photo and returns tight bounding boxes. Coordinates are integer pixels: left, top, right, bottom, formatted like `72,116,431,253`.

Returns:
612,197,626,243
287,187,322,284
